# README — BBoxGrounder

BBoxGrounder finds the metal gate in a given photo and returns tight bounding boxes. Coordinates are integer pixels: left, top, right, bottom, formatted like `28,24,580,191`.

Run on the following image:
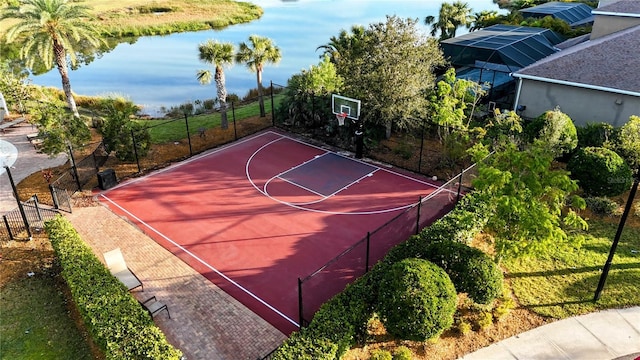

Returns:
49,184,73,213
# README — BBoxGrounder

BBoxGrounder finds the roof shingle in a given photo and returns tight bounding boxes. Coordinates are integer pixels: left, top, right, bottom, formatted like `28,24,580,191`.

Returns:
513,25,640,95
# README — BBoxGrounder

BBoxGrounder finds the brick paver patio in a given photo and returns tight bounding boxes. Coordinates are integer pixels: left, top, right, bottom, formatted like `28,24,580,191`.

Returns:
65,206,287,360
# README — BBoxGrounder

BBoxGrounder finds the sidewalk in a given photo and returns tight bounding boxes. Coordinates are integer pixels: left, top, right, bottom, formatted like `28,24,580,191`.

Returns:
0,121,66,212
461,307,640,360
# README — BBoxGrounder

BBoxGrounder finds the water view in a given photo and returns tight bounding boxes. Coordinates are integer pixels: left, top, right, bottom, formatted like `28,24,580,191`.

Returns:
31,0,502,115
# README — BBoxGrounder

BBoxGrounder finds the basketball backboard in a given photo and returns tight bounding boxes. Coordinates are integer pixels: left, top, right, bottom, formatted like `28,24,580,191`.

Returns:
332,94,361,120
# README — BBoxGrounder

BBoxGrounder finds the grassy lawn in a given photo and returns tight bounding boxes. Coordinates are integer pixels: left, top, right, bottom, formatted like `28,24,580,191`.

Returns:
140,94,284,143
504,216,640,319
0,0,263,37
0,269,95,359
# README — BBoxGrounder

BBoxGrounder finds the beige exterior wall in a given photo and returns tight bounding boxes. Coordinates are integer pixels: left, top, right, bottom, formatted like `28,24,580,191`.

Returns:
591,14,640,39
515,79,640,127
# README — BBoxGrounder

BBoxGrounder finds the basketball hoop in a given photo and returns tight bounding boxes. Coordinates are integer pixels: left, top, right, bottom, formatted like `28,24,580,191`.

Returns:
336,112,347,126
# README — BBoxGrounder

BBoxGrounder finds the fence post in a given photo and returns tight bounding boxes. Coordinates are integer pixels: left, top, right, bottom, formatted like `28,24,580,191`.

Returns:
49,184,59,209
270,81,275,126
185,113,193,157
92,150,99,173
298,277,304,330
5,165,32,239
456,168,463,204
365,232,370,273
131,129,141,173
416,196,422,235
68,145,82,192
33,195,43,222
3,215,14,240
311,91,315,122
232,102,238,141
418,118,426,173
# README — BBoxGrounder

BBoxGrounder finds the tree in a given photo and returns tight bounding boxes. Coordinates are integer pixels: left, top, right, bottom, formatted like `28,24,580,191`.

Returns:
284,55,344,126
333,16,445,138
196,40,234,130
429,68,485,136
316,25,367,64
96,96,150,161
425,1,472,40
616,115,640,171
0,61,33,115
2,0,105,117
470,141,587,260
526,107,578,158
235,35,282,117
32,102,91,156
468,10,500,31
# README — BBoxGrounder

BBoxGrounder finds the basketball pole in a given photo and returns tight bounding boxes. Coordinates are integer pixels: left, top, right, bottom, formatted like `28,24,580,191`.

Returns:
593,167,639,301
355,120,364,159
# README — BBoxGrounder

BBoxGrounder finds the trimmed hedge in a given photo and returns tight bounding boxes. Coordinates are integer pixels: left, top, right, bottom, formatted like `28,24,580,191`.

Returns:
272,192,494,359
378,259,457,341
44,216,182,360
424,241,503,304
567,146,633,197
525,108,578,157
585,196,619,215
576,122,616,149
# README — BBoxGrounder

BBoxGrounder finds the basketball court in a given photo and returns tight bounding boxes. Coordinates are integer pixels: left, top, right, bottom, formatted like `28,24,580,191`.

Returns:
98,129,452,334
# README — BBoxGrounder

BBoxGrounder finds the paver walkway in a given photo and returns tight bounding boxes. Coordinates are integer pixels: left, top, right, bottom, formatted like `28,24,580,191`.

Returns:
65,206,287,360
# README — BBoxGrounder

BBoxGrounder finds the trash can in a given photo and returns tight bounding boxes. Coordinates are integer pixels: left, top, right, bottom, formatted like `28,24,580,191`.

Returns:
97,169,117,190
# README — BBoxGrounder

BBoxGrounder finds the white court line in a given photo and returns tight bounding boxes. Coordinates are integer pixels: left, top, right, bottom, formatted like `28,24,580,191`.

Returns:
245,135,420,215
268,169,379,206
276,132,443,190
100,193,300,328
100,130,282,192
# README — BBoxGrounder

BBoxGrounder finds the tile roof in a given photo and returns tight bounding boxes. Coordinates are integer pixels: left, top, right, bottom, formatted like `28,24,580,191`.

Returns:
513,25,640,95
594,0,640,15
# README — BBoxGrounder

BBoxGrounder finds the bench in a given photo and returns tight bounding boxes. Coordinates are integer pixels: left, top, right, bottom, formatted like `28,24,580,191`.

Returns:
0,117,26,133
103,248,143,292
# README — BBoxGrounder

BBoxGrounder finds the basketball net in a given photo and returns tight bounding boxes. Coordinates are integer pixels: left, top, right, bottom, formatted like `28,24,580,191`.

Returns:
336,112,347,126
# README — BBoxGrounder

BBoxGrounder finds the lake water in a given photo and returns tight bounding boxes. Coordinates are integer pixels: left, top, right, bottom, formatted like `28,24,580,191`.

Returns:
31,0,501,115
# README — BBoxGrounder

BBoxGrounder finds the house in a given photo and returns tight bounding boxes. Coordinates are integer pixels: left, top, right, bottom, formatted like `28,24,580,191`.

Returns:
520,1,594,28
440,24,564,104
512,0,640,126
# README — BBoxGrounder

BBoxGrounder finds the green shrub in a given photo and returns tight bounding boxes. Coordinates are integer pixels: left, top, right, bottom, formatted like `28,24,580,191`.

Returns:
393,346,413,360
377,259,456,341
615,115,640,170
576,122,615,149
371,349,393,360
476,311,493,331
44,216,182,359
457,320,472,335
424,240,503,304
585,196,619,215
567,147,633,196
526,107,578,157
272,192,492,357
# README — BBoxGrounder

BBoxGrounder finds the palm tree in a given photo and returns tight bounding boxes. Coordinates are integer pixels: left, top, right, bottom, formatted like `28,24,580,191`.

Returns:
235,35,282,118
316,25,367,64
425,1,472,40
468,10,500,32
1,0,105,117
196,40,235,130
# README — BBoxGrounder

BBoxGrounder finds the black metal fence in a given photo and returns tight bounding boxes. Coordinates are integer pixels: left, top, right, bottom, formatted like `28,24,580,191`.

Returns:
297,163,477,328
1,195,59,241
271,83,478,188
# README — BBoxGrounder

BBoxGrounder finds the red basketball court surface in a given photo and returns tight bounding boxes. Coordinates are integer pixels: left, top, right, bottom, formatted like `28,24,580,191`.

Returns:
99,130,452,334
